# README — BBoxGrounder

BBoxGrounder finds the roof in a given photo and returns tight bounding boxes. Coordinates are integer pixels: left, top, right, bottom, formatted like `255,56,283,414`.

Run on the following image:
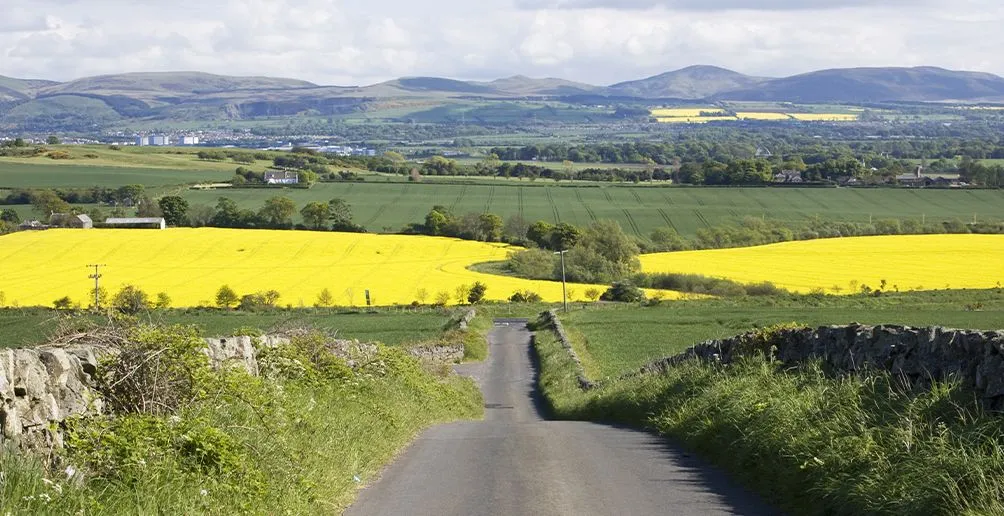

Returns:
76,214,93,223
104,217,166,224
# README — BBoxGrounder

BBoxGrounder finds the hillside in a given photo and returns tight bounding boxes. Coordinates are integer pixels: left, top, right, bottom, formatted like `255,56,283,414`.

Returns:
4,65,1004,130
38,71,317,101
719,66,1004,102
609,65,768,99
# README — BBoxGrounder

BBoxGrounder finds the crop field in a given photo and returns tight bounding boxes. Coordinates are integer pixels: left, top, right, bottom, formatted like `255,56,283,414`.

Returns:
640,234,1004,293
0,228,683,308
558,289,1004,377
651,107,859,123
0,162,235,188
179,183,1004,237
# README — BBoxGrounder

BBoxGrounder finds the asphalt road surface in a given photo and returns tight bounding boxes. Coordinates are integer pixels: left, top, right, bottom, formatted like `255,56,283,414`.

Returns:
345,320,775,516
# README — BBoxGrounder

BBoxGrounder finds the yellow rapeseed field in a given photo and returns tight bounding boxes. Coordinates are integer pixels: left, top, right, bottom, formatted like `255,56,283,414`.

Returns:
650,108,725,117
640,235,1004,294
0,229,684,308
736,112,791,121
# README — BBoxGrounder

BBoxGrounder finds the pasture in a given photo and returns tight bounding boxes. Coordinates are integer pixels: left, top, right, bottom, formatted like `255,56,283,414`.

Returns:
640,234,1004,293
558,289,1004,377
0,307,456,347
179,183,1004,237
0,228,677,308
0,162,234,188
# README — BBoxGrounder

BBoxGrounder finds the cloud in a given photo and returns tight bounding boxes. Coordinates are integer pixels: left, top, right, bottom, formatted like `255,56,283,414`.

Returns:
0,0,1001,86
513,0,928,10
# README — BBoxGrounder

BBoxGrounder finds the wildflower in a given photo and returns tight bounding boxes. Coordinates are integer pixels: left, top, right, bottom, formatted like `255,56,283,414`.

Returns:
64,466,76,479
200,489,208,496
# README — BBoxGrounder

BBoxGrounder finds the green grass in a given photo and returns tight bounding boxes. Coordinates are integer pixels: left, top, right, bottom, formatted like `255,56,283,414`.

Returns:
534,327,1004,516
0,307,462,348
179,183,1004,236
559,289,1004,377
1,330,483,514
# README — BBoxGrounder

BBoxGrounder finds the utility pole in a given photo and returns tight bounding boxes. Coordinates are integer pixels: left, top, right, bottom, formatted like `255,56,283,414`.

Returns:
554,250,568,313
87,264,106,309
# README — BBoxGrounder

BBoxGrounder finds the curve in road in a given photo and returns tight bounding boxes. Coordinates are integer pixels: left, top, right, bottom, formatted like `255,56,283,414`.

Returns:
346,320,775,516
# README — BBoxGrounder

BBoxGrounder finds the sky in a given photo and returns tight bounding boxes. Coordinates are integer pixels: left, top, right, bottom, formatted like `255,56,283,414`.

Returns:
1,0,1002,86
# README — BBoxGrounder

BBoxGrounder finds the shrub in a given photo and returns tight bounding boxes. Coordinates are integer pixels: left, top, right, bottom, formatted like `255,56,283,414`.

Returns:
467,282,488,304
112,285,152,314
509,290,542,303
155,292,171,309
238,290,281,311
215,285,239,309
53,296,73,310
600,282,645,303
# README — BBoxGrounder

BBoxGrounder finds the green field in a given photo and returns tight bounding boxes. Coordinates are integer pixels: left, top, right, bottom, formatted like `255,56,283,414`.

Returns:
0,308,458,348
558,289,1004,377
180,183,1004,236
0,162,234,188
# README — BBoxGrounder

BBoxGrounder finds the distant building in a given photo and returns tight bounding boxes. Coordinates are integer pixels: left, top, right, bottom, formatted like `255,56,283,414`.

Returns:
773,170,804,184
175,135,200,145
104,217,167,229
896,165,926,187
264,170,299,185
49,213,93,229
134,135,172,146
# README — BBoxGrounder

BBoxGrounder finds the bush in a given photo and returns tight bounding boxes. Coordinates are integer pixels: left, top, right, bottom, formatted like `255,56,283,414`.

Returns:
238,290,281,311
467,282,488,304
600,282,645,303
509,290,542,303
506,248,555,279
112,285,152,314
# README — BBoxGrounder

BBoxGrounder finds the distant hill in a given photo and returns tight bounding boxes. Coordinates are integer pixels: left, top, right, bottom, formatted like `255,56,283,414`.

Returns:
38,71,317,101
4,66,1004,130
479,75,603,96
718,66,1004,102
608,65,768,99
0,75,59,102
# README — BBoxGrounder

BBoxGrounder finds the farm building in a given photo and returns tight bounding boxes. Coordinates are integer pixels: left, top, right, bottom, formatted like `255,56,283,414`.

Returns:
49,213,93,229
104,217,167,229
265,171,299,185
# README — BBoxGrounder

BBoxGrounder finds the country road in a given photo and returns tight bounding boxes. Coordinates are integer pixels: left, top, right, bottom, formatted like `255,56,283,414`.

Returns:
345,320,775,516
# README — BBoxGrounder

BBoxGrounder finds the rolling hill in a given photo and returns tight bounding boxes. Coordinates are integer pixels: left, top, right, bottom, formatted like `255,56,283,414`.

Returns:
609,65,768,99
718,66,1004,103
3,65,1004,130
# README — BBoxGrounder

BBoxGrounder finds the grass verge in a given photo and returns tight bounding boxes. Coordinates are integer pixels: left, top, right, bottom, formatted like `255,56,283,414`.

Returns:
533,318,1004,515
1,325,483,514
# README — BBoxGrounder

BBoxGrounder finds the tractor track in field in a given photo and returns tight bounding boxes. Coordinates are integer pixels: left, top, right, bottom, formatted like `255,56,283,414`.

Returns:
657,208,679,233
545,187,561,223
576,189,598,222
485,186,496,214
449,185,469,213
622,208,642,236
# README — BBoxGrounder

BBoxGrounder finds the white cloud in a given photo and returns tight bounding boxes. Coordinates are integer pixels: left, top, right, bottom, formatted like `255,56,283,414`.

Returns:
0,0,1001,85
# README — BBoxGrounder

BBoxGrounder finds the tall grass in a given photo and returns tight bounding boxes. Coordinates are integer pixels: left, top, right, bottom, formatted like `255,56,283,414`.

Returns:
0,344,482,514
534,326,1004,515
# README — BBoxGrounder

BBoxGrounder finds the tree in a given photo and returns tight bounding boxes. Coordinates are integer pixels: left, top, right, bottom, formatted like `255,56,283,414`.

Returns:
477,213,503,242
650,227,690,252
526,220,555,248
114,184,145,207
154,292,171,309
135,196,162,217
158,196,189,226
468,282,487,304
455,284,472,305
424,207,452,236
215,285,239,309
415,288,429,305
328,198,361,231
46,136,61,145
89,286,108,309
187,204,216,227
315,288,334,307
584,288,601,302
383,150,406,162
0,208,19,224
112,285,152,314
211,198,242,227
600,282,645,303
259,196,296,228
550,222,582,251
507,248,555,279
53,296,73,310
31,190,70,216
301,202,331,230
434,291,451,307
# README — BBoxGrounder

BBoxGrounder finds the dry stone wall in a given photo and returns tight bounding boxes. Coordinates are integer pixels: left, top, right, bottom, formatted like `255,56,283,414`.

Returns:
0,334,292,447
635,324,1004,409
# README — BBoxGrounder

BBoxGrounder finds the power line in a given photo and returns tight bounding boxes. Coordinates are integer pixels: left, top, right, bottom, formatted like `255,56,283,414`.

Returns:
87,264,106,309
